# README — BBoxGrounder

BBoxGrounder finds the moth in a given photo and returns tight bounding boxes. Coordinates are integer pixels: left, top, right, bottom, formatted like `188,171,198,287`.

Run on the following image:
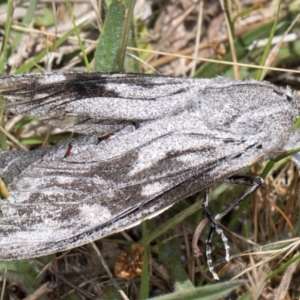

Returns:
0,72,299,280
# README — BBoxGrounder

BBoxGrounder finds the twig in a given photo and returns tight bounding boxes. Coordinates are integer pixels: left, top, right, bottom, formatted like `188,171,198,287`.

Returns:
91,242,129,300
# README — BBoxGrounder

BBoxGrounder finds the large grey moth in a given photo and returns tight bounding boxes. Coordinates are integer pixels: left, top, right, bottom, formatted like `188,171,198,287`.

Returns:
0,72,299,279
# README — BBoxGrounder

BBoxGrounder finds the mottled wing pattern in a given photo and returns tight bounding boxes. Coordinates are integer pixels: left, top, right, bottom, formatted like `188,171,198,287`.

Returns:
0,130,254,259
1,73,209,135
0,73,297,259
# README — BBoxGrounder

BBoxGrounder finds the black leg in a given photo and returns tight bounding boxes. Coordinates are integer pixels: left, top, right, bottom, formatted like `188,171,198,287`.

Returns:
202,176,263,280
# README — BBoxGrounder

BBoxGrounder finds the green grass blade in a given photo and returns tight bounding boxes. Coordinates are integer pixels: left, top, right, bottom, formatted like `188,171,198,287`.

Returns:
293,116,300,132
265,252,300,281
117,0,135,71
255,2,280,80
10,0,37,53
94,0,136,72
160,237,194,292
0,0,14,74
0,260,43,294
261,147,300,179
93,0,126,72
150,280,245,300
140,222,149,300
223,0,234,36
64,0,90,71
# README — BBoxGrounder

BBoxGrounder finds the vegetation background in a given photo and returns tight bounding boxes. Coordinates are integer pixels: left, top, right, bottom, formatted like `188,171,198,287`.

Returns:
0,0,300,299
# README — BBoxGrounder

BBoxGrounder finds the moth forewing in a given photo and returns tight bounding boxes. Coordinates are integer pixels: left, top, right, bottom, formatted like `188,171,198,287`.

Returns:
0,72,299,280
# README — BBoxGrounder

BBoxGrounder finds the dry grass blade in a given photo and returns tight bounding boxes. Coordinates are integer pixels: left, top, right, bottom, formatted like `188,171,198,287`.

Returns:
23,283,53,300
274,252,300,300
91,242,129,300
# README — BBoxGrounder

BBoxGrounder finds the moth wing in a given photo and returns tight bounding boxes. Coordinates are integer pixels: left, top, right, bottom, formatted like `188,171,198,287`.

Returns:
0,73,203,136
0,116,260,259
0,73,292,259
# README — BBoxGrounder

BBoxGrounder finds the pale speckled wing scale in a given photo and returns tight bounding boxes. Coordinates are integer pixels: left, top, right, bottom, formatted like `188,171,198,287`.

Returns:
0,72,299,262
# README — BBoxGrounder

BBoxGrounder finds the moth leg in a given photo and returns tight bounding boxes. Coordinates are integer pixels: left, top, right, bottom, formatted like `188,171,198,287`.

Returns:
203,176,263,280
202,187,226,281
216,176,264,221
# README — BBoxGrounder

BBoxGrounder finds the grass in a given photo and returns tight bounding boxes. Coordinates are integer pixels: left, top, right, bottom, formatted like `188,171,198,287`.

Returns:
1,0,300,299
